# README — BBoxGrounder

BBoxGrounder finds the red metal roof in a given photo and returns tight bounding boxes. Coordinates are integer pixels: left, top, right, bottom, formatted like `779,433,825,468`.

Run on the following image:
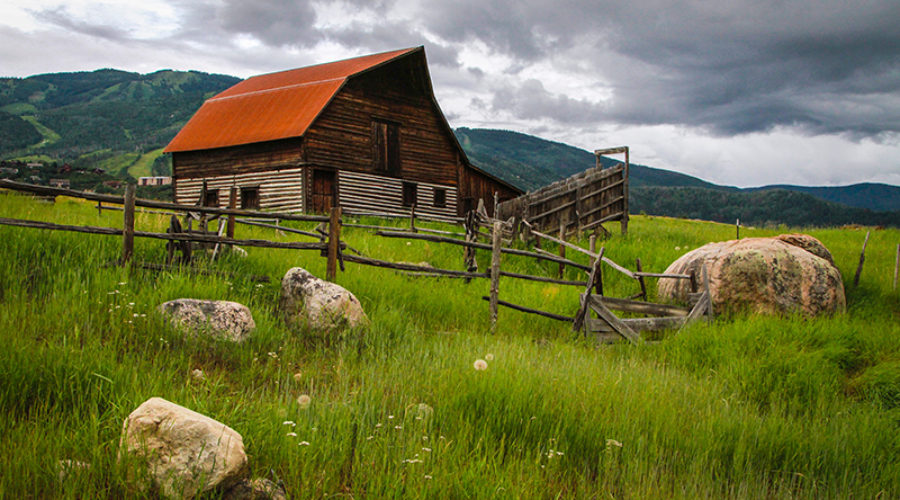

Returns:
165,47,420,153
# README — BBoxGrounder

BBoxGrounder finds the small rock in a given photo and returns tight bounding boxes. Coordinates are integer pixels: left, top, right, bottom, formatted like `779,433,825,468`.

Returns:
279,268,368,331
224,478,287,500
158,299,255,342
119,397,248,498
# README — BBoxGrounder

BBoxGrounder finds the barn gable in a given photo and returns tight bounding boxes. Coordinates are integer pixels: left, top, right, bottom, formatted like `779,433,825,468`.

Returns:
165,47,521,217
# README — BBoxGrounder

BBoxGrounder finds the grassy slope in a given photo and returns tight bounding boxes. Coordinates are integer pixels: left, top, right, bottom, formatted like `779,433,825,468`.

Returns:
0,193,899,498
126,148,165,179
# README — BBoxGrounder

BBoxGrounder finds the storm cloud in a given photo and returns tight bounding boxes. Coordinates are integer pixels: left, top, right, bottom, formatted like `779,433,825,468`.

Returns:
2,0,899,186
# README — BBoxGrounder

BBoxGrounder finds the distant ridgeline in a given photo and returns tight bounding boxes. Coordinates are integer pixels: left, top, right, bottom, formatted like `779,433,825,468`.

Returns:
0,67,897,227
454,128,900,228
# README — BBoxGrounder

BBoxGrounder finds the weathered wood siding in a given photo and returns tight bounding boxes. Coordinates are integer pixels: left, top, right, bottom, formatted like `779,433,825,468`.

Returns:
172,138,305,180
459,166,521,217
304,57,460,187
175,167,305,212
338,170,458,221
497,165,627,234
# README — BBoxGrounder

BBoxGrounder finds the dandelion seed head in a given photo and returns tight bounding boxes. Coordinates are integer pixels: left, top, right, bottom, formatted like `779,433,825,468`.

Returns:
473,359,488,371
293,372,302,382
485,353,494,361
296,394,311,408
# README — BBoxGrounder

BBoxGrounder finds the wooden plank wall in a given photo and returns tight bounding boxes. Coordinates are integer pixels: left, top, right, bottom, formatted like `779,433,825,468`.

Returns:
305,56,459,187
339,170,458,221
172,138,305,179
497,165,626,234
175,167,304,212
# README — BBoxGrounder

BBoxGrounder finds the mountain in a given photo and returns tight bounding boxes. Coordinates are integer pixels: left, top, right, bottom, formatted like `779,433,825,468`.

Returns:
455,128,900,228
454,127,726,192
0,69,239,177
0,68,896,227
747,183,900,212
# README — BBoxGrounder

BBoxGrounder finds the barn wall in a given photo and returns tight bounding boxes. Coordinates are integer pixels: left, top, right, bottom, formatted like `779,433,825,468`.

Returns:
338,170,458,221
458,166,522,217
174,167,305,212
304,57,460,186
172,138,305,180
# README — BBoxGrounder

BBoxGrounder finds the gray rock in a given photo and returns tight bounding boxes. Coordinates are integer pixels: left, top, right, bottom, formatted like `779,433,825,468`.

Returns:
280,267,368,331
659,235,845,316
119,397,248,499
158,299,255,342
224,478,287,500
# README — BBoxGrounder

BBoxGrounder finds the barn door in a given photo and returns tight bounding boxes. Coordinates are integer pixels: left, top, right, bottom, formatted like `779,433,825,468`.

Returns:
309,169,337,213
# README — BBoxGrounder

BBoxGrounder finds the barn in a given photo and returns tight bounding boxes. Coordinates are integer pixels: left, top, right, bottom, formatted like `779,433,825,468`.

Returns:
164,46,522,219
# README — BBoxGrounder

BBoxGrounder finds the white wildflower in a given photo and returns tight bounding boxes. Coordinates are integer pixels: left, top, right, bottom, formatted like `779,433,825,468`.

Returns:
606,439,623,448
191,369,205,380
473,359,488,371
286,432,297,437
298,441,310,446
485,353,494,361
282,421,296,427
422,447,431,452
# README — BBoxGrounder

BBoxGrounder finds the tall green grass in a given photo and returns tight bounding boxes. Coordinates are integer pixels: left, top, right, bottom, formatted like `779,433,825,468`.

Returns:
0,191,898,498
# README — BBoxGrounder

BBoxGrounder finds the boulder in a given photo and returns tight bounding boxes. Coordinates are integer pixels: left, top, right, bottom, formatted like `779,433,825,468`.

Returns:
158,299,255,342
774,233,835,266
280,268,369,330
119,397,248,498
658,235,845,316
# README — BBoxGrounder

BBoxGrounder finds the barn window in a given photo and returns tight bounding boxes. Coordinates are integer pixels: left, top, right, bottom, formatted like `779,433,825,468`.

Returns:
241,187,260,210
402,182,417,207
203,188,219,207
433,188,446,208
373,120,400,175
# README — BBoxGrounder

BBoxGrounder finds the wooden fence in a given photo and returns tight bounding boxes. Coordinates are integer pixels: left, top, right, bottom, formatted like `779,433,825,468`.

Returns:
496,146,630,237
0,179,704,344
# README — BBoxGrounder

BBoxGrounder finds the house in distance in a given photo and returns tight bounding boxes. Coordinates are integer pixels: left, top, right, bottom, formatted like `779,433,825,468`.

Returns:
164,46,522,219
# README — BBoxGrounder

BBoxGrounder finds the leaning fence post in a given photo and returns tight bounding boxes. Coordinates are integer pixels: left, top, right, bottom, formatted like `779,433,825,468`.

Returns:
490,221,502,334
635,258,648,300
227,186,237,239
853,230,870,287
326,206,342,281
121,183,136,264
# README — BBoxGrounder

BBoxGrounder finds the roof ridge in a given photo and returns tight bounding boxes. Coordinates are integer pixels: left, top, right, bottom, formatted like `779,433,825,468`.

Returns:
208,77,345,101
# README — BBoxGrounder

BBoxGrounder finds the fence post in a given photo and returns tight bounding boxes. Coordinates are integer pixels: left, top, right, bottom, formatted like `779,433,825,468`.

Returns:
97,201,103,216
227,186,237,239
736,219,740,239
326,206,342,281
464,211,478,280
853,230,870,287
490,221,502,334
410,204,416,233
635,258,648,300
558,219,566,279
121,183,136,264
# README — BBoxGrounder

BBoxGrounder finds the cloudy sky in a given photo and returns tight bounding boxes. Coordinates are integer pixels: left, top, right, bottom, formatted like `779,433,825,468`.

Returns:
3,0,899,188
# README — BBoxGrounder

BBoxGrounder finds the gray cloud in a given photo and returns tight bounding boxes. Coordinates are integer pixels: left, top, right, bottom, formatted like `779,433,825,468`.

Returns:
217,0,320,47
33,7,132,41
418,0,900,137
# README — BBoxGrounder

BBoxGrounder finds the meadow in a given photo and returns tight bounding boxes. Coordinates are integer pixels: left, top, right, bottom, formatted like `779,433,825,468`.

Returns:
0,190,898,498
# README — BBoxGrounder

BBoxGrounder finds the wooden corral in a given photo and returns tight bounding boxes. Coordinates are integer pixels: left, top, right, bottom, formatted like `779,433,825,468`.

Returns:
496,146,629,236
165,47,521,220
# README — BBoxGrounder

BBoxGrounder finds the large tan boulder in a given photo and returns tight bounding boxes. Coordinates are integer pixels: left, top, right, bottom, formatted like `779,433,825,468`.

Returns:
158,299,255,342
280,267,369,330
658,235,845,316
119,397,248,498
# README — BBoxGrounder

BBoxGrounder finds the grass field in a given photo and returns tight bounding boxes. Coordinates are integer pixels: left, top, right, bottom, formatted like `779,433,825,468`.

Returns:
0,191,898,498
126,148,165,179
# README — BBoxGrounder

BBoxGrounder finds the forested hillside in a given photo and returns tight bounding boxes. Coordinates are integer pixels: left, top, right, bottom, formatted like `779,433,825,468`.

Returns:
0,68,897,227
